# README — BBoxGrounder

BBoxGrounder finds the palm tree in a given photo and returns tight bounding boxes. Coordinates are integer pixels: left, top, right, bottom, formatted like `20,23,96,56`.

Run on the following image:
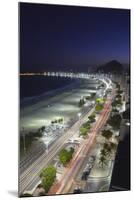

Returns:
99,155,108,168
100,148,107,157
103,142,112,158
40,126,45,132
102,130,113,140
109,142,117,152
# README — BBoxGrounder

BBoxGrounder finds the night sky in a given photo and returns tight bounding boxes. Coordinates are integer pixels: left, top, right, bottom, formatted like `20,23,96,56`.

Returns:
20,3,130,72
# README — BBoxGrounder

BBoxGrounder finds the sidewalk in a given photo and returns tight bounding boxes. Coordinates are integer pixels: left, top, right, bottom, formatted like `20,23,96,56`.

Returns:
89,143,113,179
90,158,112,178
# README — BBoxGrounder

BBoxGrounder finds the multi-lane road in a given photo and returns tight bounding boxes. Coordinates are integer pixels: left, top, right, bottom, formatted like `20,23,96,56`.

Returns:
48,92,114,195
19,105,95,194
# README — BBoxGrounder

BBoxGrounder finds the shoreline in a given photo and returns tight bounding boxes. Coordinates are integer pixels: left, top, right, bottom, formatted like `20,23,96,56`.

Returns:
20,78,80,109
20,78,99,133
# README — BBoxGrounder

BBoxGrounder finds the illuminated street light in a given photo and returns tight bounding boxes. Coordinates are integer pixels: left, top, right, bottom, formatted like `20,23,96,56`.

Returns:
84,103,88,107
78,112,81,118
45,141,49,154
92,101,95,105
126,122,130,126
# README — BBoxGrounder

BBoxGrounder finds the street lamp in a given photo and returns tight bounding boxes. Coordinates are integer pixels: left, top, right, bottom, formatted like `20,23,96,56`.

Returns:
126,122,130,126
78,112,82,127
78,112,81,119
45,141,49,154
92,101,95,105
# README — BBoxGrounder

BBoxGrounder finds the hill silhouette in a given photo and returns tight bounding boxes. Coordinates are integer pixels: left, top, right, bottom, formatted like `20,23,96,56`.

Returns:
96,60,123,73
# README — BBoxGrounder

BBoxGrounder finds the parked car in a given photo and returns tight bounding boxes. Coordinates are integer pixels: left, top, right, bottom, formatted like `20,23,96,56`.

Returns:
81,169,91,180
73,187,82,194
88,155,95,163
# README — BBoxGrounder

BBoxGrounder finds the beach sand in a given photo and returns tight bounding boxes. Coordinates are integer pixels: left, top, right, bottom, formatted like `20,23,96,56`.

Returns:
20,79,98,133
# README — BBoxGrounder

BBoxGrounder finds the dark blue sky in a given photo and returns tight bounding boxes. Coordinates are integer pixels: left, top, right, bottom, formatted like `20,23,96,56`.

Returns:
20,3,130,72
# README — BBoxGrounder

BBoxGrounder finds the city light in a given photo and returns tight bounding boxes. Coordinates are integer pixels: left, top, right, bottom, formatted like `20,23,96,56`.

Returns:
78,113,82,118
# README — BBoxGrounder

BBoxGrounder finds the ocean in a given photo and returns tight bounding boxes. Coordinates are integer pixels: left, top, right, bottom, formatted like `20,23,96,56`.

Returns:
20,76,76,101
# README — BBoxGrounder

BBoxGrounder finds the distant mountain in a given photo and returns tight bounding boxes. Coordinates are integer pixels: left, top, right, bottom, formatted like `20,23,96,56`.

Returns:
96,60,124,73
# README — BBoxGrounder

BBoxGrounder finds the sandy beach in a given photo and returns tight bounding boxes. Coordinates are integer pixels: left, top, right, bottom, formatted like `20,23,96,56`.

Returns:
20,79,99,133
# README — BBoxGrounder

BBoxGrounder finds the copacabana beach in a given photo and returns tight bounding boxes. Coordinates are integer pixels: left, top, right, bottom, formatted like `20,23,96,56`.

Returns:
20,76,102,165
20,77,99,133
